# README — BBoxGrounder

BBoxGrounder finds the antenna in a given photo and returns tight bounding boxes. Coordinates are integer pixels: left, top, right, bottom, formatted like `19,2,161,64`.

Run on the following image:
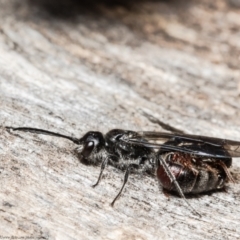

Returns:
6,127,80,144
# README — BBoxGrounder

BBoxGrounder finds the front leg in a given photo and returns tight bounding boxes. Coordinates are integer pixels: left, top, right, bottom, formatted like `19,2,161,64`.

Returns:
92,154,119,187
92,157,108,188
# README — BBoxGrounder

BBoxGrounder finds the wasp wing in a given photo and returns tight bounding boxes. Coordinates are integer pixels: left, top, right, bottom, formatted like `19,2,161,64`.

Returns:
124,131,240,159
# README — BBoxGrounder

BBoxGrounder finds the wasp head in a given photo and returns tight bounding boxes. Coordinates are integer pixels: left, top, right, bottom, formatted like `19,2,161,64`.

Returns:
75,131,105,165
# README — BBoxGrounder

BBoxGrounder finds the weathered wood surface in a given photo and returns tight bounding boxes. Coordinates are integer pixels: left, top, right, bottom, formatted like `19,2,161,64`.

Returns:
1,0,240,239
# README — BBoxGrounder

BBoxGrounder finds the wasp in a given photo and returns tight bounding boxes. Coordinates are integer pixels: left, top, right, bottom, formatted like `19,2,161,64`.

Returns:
6,127,240,217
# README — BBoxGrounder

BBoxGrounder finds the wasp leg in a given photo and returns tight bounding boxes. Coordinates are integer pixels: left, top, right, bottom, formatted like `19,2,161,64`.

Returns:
111,164,138,207
92,158,108,188
216,161,235,183
158,157,202,217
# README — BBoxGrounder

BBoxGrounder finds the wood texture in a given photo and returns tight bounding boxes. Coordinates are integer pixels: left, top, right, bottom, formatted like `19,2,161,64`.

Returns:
0,0,240,239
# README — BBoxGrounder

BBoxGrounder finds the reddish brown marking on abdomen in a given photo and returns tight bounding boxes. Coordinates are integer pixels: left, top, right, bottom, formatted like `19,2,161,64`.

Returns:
157,152,228,194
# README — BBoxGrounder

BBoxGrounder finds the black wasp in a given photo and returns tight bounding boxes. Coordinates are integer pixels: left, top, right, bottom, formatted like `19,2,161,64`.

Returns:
6,127,240,217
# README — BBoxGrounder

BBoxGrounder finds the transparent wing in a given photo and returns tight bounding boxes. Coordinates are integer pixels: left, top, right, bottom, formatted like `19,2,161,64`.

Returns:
123,131,240,159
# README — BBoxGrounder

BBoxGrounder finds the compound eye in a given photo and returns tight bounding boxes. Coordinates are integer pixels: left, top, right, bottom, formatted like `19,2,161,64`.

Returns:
82,141,94,158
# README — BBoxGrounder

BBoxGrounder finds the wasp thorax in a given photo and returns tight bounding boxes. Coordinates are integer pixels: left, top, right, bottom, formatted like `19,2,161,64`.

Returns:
75,131,105,165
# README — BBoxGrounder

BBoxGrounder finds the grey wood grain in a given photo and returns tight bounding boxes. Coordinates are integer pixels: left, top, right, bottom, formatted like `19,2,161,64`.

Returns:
0,0,240,239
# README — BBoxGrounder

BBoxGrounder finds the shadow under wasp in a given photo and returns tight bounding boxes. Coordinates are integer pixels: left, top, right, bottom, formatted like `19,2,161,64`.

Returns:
6,126,240,217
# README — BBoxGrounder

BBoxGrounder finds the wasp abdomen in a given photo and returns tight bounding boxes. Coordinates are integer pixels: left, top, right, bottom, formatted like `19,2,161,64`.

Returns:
157,153,227,194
